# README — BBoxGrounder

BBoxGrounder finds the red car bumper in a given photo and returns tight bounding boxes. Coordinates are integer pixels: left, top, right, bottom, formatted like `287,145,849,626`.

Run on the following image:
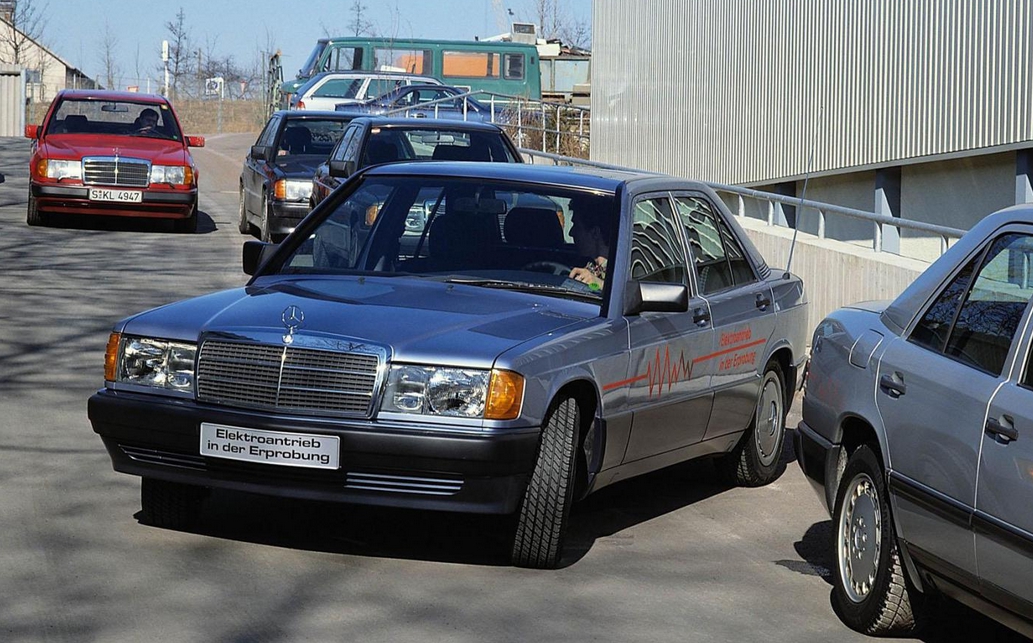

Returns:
32,184,196,219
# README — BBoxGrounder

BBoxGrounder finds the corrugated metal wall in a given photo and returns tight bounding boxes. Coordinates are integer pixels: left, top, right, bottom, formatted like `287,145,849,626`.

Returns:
592,0,1033,186
0,65,26,137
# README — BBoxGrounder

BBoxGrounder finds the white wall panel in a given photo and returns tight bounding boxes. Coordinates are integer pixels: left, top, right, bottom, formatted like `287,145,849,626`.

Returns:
593,0,1033,186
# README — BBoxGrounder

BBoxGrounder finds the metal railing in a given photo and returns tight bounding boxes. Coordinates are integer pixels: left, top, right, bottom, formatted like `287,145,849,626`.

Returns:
380,90,591,159
518,149,968,258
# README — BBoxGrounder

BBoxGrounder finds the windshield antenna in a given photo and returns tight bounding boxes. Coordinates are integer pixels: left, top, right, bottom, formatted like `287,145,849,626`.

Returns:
784,106,822,279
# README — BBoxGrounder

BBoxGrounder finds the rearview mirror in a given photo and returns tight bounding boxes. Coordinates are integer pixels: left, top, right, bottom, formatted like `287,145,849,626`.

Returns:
329,159,356,178
242,240,277,275
623,281,689,316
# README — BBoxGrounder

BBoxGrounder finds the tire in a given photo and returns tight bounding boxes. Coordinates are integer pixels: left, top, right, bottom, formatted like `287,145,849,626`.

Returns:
238,187,250,234
718,361,787,486
26,193,45,226
174,203,198,233
140,478,207,530
511,396,580,569
831,445,920,635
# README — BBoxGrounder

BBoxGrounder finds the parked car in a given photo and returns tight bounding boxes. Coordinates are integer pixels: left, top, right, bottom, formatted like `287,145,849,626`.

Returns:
239,109,363,241
348,84,495,122
310,116,522,207
24,89,204,232
289,71,442,111
89,162,808,569
797,205,1033,638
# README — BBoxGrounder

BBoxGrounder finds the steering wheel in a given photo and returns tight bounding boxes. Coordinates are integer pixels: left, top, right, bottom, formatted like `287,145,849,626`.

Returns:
522,260,571,276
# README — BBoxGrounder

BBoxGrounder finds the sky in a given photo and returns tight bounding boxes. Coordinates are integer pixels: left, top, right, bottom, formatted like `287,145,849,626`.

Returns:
38,0,593,90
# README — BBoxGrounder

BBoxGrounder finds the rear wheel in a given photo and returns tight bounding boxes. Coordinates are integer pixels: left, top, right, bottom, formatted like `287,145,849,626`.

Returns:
237,186,250,234
140,478,207,530
26,193,45,226
832,445,921,635
718,361,787,486
511,396,580,569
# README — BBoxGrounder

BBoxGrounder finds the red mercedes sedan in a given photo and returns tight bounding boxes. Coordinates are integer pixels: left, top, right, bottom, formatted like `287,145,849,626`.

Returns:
25,90,205,232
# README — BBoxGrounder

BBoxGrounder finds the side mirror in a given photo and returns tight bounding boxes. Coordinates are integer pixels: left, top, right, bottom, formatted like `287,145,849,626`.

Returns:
242,240,277,275
186,135,205,148
623,281,689,316
250,145,272,162
25,124,39,139
329,159,356,178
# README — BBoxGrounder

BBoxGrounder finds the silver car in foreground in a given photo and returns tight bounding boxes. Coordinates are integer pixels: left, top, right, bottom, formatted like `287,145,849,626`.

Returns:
797,206,1033,638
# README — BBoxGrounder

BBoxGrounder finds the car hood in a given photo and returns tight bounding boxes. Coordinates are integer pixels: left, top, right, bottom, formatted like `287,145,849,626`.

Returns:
273,157,324,177
120,276,594,368
42,135,189,165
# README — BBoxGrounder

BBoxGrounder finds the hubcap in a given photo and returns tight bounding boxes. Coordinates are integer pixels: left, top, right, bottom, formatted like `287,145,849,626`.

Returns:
838,473,882,603
754,374,783,466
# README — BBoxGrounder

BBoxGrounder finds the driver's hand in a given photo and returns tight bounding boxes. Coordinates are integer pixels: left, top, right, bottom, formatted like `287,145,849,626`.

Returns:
569,266,603,290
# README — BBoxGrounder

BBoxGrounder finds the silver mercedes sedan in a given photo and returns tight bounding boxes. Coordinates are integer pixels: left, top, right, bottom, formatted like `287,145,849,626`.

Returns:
797,205,1033,638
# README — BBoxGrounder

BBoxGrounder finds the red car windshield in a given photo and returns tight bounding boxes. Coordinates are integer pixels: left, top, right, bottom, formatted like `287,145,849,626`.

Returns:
46,98,183,141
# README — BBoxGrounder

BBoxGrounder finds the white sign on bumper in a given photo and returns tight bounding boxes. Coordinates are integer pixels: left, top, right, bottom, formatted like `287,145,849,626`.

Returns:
200,423,340,470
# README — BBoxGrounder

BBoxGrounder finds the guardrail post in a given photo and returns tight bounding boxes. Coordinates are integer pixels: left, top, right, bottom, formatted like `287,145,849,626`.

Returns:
541,103,547,152
874,222,882,252
875,168,901,254
767,200,775,226
940,235,948,255
737,195,745,217
817,209,826,239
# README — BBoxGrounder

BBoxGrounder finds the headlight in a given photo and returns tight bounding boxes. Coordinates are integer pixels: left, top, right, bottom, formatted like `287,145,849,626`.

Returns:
44,159,82,180
381,365,524,420
108,334,197,394
274,179,313,202
150,164,192,186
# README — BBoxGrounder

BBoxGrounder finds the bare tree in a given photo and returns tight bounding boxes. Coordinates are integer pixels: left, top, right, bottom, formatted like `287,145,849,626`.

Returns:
348,1,374,37
99,22,121,90
163,7,193,99
0,0,46,65
521,0,590,49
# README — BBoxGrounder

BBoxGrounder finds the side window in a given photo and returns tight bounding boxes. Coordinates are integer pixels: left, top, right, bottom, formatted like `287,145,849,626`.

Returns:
503,53,525,80
342,128,364,163
674,196,732,294
257,116,280,147
629,196,688,285
944,234,1033,375
313,79,359,98
331,126,358,162
913,233,1033,376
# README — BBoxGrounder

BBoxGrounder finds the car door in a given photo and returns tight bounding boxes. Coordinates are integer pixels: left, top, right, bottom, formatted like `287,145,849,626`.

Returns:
672,193,777,441
878,230,1033,584
622,194,716,463
245,115,280,218
973,234,1033,614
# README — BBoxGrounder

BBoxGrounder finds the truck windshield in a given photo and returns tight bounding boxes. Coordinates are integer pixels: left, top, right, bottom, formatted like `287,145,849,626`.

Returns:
299,42,328,77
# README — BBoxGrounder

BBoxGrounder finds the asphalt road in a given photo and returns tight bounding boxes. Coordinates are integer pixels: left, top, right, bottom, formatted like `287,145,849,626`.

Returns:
0,135,1023,643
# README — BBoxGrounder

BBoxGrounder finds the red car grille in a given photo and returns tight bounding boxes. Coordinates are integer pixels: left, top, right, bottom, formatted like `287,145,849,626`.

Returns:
82,157,150,187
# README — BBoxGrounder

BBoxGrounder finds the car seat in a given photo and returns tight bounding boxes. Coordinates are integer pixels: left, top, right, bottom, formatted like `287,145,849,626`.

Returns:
282,127,311,154
62,114,88,133
363,140,398,165
504,207,564,248
431,145,471,161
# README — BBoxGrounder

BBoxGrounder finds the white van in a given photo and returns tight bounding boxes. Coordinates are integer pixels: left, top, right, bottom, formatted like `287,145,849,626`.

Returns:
289,71,443,111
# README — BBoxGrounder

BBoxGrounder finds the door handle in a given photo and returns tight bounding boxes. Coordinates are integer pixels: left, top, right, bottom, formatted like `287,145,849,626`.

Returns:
878,373,906,398
756,292,772,310
985,416,1019,444
692,307,710,327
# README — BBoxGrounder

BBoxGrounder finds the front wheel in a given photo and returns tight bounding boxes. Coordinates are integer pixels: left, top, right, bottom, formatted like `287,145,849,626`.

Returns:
832,445,921,635
174,203,198,233
511,396,580,569
140,478,207,529
237,187,250,234
26,193,45,226
718,361,787,486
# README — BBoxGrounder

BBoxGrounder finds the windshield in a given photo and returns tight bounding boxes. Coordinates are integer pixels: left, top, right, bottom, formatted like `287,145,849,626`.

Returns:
276,176,618,301
47,98,182,140
299,42,328,77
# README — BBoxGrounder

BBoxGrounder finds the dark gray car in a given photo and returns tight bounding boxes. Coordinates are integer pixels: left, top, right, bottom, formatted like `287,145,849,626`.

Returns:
797,205,1033,638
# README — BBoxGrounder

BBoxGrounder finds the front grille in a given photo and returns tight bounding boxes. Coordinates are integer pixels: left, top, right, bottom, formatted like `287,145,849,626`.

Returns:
82,156,150,187
121,445,207,470
345,472,463,496
196,341,381,416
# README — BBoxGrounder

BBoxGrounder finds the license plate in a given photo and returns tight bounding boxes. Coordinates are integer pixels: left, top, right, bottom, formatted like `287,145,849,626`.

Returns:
199,423,340,470
88,188,142,203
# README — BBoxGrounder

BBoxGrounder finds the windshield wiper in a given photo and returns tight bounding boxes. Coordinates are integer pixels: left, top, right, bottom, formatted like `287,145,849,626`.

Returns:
441,277,601,301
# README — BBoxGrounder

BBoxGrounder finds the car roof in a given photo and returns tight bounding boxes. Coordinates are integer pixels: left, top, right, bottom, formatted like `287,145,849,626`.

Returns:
56,89,169,105
273,109,360,120
347,116,505,132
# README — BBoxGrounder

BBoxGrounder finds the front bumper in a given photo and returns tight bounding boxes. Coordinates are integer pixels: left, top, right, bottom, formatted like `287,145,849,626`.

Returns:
795,419,842,515
89,389,540,514
33,184,196,218
268,200,310,236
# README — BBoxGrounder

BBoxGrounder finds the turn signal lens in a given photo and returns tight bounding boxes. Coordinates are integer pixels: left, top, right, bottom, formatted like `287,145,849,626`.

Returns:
185,166,194,185
35,158,47,178
485,369,524,420
273,179,286,200
365,203,380,226
104,332,121,382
